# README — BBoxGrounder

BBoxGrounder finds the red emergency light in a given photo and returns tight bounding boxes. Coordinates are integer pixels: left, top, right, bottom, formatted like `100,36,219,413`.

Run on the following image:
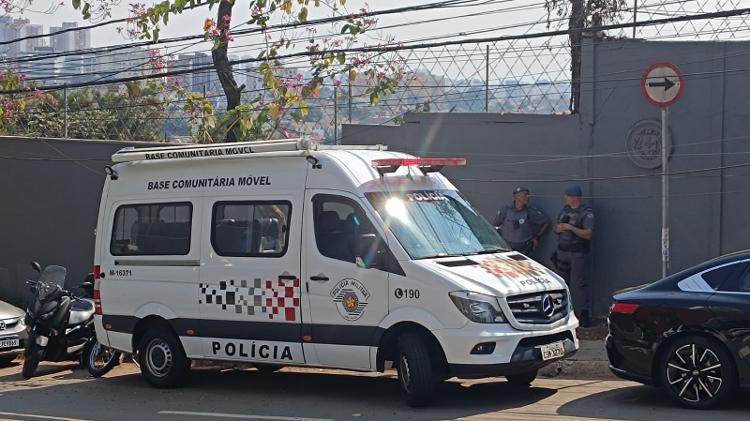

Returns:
371,157,466,174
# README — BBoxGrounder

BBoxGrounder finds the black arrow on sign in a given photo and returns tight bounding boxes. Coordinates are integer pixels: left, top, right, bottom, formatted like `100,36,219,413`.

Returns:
648,77,676,91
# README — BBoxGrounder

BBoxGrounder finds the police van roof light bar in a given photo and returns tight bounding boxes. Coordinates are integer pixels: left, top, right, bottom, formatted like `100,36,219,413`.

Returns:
371,158,466,175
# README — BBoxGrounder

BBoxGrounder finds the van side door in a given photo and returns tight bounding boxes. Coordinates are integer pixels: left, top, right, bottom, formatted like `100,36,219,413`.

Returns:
199,197,304,365
301,191,389,370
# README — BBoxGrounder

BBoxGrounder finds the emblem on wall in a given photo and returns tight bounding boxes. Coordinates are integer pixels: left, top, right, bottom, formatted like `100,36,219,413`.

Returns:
330,279,370,321
626,120,672,169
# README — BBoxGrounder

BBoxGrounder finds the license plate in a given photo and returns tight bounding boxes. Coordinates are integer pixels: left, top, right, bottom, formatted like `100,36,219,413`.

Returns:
539,341,565,361
0,337,19,349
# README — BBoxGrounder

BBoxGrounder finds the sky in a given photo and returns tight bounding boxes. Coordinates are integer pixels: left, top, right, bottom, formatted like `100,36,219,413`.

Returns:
17,0,548,51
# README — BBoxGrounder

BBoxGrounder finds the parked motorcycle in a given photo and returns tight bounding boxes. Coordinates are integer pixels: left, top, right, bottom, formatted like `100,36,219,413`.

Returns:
22,262,118,379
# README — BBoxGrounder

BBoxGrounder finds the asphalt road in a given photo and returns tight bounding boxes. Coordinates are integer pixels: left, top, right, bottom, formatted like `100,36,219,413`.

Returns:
0,360,748,421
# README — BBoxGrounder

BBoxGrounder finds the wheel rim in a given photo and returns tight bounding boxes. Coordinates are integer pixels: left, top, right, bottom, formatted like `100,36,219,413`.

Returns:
666,343,723,403
89,342,115,369
399,354,411,393
145,338,173,379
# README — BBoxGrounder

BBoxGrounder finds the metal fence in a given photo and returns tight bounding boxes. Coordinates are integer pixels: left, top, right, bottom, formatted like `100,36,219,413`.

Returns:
2,0,750,143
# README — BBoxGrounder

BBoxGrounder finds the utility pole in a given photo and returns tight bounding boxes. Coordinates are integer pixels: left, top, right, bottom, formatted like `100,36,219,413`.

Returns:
661,107,669,278
633,0,639,39
348,80,353,123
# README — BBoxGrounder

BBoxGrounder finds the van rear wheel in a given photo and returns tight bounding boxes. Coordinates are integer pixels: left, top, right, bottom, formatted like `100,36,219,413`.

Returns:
397,333,435,407
137,327,190,388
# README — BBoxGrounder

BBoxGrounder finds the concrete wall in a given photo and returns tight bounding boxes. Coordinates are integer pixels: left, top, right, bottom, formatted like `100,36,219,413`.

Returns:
344,39,750,315
0,137,159,306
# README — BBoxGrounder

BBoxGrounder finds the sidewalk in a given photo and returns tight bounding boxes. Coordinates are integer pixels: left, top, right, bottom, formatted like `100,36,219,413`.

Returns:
540,325,613,379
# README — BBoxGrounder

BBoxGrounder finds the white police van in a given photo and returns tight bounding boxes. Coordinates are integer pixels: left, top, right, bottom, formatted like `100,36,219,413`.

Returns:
92,139,578,406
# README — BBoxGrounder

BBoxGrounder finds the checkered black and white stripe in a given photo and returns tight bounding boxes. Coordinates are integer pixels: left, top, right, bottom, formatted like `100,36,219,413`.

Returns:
199,277,300,321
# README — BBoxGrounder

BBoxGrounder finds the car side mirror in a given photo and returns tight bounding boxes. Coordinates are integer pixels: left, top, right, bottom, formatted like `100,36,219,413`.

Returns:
356,233,384,269
30,261,42,273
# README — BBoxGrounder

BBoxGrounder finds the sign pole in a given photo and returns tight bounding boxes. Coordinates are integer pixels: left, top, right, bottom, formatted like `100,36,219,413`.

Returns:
661,107,669,278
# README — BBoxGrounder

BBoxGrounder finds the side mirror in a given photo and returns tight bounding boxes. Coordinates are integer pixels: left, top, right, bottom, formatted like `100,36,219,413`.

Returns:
356,233,384,269
30,261,42,273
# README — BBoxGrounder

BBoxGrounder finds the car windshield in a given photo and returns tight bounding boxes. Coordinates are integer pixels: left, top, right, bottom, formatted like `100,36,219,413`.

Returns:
365,190,509,259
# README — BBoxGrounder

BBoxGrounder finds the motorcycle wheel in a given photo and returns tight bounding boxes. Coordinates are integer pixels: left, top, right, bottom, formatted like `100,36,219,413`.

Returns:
22,344,44,379
83,339,121,378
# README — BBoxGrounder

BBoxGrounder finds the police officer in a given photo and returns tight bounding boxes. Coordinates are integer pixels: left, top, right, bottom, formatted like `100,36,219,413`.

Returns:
493,186,549,256
553,185,594,327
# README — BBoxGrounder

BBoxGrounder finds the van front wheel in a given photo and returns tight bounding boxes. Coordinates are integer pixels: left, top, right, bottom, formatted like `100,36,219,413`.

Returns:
397,333,435,407
137,327,190,388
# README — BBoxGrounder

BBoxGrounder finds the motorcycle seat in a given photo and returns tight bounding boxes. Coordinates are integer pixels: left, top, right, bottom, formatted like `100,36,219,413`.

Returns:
69,299,95,325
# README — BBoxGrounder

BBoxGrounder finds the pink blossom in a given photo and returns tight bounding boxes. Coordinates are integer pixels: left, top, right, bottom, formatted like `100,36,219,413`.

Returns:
376,71,386,81
295,72,303,81
333,80,342,88
19,74,27,81
222,14,231,24
211,28,221,37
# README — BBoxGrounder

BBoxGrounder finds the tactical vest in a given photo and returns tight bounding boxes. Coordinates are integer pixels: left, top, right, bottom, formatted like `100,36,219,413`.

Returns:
557,205,591,254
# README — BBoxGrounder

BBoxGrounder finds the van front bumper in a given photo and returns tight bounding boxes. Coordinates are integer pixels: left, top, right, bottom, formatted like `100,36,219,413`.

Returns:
432,316,579,377
448,331,577,378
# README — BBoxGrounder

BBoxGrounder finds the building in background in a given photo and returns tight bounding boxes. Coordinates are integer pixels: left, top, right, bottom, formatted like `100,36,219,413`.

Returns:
21,23,43,53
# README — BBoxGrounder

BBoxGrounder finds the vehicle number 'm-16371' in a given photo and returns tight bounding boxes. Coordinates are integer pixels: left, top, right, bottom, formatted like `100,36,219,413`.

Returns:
110,269,132,277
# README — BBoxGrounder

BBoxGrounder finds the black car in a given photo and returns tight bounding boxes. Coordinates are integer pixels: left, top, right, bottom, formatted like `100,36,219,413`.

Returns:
606,251,750,409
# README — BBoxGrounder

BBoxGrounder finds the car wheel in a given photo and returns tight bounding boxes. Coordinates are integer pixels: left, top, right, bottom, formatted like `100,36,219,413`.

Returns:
659,335,737,409
506,369,538,388
397,333,435,407
137,327,190,388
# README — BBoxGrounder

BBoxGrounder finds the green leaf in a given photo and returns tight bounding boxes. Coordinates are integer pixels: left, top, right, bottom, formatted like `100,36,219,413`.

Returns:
298,7,308,22
340,24,350,34
72,0,81,9
152,28,160,42
336,52,346,65
82,2,91,19
370,92,380,105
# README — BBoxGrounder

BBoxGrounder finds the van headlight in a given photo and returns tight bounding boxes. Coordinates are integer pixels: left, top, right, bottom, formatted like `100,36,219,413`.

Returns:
449,291,506,323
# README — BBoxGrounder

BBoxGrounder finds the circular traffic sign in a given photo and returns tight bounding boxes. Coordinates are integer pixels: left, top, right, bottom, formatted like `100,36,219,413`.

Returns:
641,62,684,108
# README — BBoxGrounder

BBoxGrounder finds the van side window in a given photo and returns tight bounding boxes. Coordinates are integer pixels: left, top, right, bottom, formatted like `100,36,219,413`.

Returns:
312,195,380,264
212,201,291,257
110,202,192,256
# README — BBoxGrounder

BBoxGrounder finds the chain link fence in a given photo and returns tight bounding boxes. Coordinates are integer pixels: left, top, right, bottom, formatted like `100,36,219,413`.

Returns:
3,0,749,143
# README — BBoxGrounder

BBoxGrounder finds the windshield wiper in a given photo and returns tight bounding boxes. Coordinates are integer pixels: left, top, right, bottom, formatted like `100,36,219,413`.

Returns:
466,248,509,255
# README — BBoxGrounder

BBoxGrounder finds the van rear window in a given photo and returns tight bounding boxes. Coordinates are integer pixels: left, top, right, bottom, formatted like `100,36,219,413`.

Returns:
211,201,291,257
110,202,192,256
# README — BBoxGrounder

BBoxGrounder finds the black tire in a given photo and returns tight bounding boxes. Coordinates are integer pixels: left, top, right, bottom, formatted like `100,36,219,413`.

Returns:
658,334,737,409
254,364,282,374
137,327,190,388
506,369,538,388
397,333,435,407
0,355,17,367
21,345,44,379
83,339,121,378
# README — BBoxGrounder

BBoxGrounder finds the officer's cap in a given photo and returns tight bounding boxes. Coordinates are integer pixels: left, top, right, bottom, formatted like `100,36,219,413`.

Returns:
564,185,583,197
513,186,529,195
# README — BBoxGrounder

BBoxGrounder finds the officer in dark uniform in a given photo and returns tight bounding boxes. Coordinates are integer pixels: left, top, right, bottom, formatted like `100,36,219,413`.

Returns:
553,185,595,327
493,186,550,256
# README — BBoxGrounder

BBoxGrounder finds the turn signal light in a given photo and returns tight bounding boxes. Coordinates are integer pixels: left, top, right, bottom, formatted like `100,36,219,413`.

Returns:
610,302,640,314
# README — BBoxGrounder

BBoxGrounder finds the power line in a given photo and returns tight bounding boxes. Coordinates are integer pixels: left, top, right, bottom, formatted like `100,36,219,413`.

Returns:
3,6,749,94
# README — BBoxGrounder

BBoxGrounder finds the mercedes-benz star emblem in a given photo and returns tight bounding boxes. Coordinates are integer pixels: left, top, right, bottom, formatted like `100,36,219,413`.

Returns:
541,294,555,318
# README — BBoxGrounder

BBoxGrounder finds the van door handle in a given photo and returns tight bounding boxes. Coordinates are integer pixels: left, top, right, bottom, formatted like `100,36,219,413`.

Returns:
310,275,329,282
278,274,297,280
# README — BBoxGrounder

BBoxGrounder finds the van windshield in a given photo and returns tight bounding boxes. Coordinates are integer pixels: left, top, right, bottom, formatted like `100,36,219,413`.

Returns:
365,190,509,259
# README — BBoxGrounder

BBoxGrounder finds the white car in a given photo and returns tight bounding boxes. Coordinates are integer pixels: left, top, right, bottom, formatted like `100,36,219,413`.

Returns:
0,300,27,366
91,139,579,406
